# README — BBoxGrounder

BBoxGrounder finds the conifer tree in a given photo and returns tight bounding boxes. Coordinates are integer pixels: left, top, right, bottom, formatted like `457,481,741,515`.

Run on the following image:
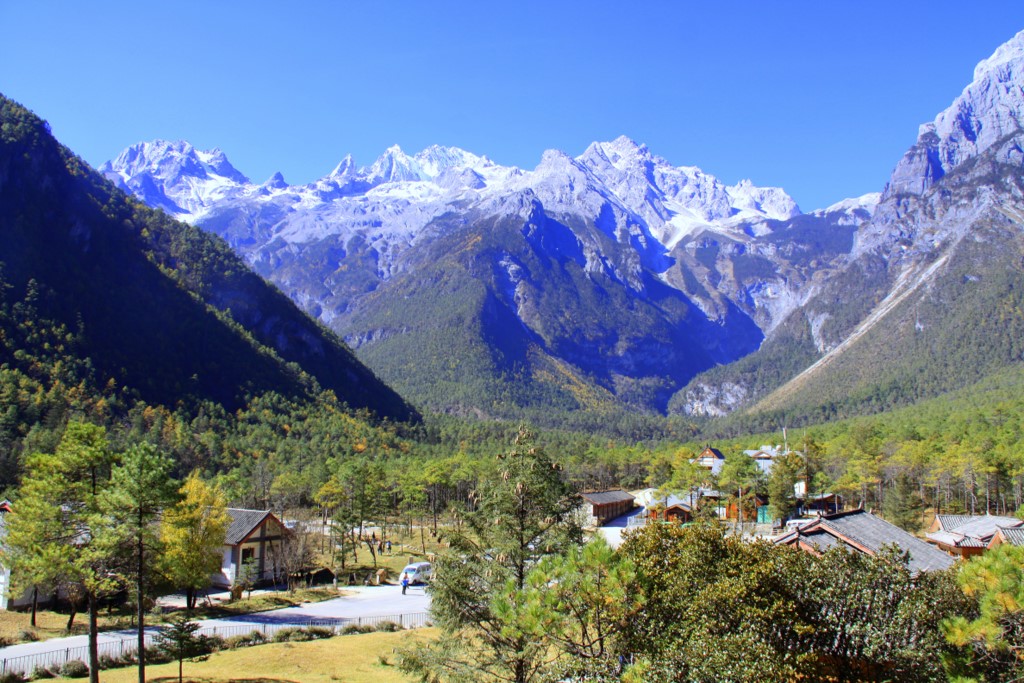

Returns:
103,442,176,683
400,427,582,683
5,421,116,683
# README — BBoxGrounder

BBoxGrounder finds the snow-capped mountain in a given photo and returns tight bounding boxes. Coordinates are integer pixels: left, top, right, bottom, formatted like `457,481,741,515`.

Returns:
104,133,845,417
102,135,801,246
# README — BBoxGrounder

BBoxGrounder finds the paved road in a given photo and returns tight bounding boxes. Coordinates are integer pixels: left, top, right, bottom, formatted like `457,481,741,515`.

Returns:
0,585,431,670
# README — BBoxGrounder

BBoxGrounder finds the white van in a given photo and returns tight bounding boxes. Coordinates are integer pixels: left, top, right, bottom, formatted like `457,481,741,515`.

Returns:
400,562,432,585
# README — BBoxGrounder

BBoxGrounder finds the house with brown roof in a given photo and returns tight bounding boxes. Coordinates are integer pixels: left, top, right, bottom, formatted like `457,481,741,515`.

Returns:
927,514,1024,557
774,509,956,575
214,508,290,588
580,490,636,527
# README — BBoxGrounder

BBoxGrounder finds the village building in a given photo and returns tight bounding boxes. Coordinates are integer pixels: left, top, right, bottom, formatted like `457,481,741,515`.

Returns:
692,446,726,476
774,509,956,575
988,525,1024,550
926,514,1024,558
214,508,290,588
579,490,636,527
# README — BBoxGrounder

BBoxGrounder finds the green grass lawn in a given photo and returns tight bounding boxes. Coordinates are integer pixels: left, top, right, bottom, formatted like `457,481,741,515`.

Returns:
73,629,436,683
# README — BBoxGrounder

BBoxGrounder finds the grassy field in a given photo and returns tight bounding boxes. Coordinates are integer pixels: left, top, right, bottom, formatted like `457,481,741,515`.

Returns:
77,629,435,683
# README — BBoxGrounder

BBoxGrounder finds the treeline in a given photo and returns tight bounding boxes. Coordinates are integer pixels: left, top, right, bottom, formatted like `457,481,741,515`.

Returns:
692,363,1024,522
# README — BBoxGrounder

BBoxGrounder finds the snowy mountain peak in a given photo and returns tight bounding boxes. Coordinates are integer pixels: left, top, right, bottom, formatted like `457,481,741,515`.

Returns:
726,179,801,220
364,145,422,184
412,145,490,177
329,155,356,179
263,171,288,189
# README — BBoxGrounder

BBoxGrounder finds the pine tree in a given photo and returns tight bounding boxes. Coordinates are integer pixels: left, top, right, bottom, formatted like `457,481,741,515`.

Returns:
103,442,176,683
154,614,212,683
4,421,117,683
400,427,583,683
882,474,925,532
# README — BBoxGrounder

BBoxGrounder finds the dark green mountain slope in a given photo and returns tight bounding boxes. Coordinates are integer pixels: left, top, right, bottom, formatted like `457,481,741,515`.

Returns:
0,95,417,421
343,202,759,423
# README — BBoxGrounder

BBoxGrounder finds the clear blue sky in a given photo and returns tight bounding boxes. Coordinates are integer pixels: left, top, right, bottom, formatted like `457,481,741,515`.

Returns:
3,1,1024,210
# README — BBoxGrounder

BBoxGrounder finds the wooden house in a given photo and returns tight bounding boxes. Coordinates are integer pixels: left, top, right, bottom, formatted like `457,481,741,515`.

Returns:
214,508,291,588
579,490,636,527
724,492,769,523
774,509,955,575
988,525,1024,550
692,447,726,476
926,514,1024,558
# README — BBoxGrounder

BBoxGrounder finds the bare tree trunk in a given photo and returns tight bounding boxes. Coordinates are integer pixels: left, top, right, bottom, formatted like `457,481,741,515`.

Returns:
137,509,147,683
30,587,38,628
88,592,99,683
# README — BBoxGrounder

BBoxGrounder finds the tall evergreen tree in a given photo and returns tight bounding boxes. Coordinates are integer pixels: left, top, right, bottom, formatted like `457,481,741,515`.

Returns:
4,421,117,683
882,474,925,532
103,442,176,683
400,427,583,683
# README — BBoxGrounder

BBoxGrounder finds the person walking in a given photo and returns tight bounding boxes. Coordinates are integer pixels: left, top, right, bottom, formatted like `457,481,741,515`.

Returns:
401,574,409,595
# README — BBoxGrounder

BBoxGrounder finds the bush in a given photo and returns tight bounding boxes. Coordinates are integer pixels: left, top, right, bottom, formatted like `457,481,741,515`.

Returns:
0,671,28,683
58,660,88,678
97,650,138,670
374,620,401,632
17,630,38,642
305,626,334,640
29,666,54,680
206,634,226,652
97,654,123,670
340,624,375,635
224,630,266,649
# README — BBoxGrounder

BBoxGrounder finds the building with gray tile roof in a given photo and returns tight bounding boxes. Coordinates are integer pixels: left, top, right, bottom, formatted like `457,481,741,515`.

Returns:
775,509,956,575
926,514,1024,557
988,525,1024,549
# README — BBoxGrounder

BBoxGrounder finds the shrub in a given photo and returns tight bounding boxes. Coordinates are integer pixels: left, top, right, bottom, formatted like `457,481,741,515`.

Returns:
224,630,267,649
374,621,401,632
58,660,88,678
340,624,375,635
0,671,28,683
17,630,38,643
272,627,300,642
29,666,54,680
97,654,122,670
305,626,334,640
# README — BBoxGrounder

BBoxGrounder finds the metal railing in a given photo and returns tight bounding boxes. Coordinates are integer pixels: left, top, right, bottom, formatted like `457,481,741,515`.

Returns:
0,611,431,676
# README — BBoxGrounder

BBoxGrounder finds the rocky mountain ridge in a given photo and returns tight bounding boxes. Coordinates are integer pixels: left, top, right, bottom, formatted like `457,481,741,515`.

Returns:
675,29,1024,423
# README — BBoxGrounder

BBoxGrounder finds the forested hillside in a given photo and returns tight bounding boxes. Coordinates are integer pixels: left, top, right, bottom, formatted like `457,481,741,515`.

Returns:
0,95,416,423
